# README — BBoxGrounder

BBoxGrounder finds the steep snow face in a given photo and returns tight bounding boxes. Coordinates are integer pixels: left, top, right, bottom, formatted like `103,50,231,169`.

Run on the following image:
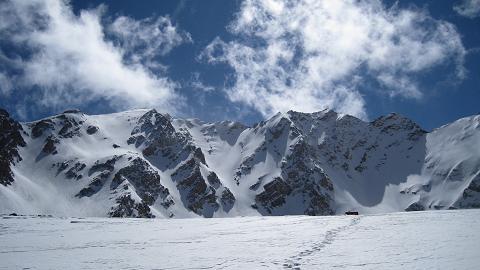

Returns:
401,115,480,210
0,108,479,218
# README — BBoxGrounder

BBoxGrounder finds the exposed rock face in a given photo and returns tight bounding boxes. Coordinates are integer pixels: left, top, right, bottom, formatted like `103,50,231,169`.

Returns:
31,119,54,139
53,160,86,180
65,162,86,180
454,172,480,209
109,194,154,218
238,114,334,215
405,202,425,211
57,115,82,138
86,125,98,135
28,113,92,162
29,112,88,141
41,135,59,155
111,157,173,207
253,138,334,215
255,177,292,212
220,188,235,211
0,109,26,186
207,172,221,188
171,157,219,217
76,155,174,218
89,156,119,176
280,140,334,216
76,156,120,198
127,110,201,174
289,111,426,177
128,109,233,217
76,170,110,198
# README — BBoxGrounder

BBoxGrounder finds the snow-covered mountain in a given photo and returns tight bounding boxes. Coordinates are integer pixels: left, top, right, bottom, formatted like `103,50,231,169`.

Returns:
0,108,479,218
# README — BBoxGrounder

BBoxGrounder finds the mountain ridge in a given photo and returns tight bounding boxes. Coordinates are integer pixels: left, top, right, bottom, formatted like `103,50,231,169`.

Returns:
1,107,479,217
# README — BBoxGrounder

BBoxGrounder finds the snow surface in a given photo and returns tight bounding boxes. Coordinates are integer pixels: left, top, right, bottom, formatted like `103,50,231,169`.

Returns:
1,209,479,269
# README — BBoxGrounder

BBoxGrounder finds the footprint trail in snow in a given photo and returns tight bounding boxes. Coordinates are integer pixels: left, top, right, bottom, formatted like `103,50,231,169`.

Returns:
283,216,362,269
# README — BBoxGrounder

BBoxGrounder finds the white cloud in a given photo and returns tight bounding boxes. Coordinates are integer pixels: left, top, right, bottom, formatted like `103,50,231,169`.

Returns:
0,0,190,114
109,15,192,70
202,0,466,119
454,0,480,18
377,73,422,99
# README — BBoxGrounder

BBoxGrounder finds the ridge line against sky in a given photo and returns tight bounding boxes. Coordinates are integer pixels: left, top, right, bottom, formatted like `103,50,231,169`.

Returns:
0,0,479,130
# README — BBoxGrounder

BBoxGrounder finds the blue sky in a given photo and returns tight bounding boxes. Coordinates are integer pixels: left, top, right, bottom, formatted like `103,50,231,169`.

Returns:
0,0,479,130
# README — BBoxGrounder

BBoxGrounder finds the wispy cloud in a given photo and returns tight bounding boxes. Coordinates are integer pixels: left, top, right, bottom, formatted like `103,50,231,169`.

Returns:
189,72,215,93
454,0,480,18
108,15,192,70
201,0,466,119
0,0,190,116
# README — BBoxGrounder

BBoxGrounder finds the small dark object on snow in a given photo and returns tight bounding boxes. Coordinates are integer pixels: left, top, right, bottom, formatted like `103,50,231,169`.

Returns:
112,144,120,148
345,211,359,215
9,213,18,216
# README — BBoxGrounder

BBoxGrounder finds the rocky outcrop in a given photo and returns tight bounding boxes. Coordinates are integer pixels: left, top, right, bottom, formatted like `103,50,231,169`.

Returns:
0,109,26,186
31,119,55,139
76,170,111,198
76,156,120,198
30,112,88,141
41,135,59,155
86,125,98,135
372,113,427,140
254,139,334,216
405,202,425,211
111,157,173,207
454,172,480,208
53,160,86,180
88,156,120,176
57,115,82,138
128,109,195,170
238,114,334,215
207,172,221,188
255,177,292,212
171,157,219,217
65,162,86,180
109,194,154,218
78,155,174,217
220,188,235,211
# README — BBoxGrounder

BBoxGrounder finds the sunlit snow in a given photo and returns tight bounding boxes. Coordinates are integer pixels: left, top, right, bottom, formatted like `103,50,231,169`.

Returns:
1,209,478,269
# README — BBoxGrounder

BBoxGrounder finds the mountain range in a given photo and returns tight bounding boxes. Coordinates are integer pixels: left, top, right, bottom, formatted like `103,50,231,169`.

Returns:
1,108,479,218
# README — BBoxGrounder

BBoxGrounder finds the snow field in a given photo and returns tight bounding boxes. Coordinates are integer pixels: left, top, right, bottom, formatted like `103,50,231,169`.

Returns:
1,209,479,269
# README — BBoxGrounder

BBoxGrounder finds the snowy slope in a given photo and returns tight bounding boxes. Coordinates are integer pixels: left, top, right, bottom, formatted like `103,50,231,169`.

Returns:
0,108,479,218
1,209,479,269
400,115,480,210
